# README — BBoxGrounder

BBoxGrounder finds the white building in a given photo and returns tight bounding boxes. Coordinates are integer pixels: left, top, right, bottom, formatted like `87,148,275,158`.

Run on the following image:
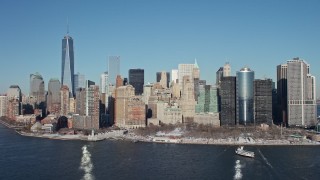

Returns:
178,64,195,89
287,58,317,127
0,95,7,117
171,69,178,84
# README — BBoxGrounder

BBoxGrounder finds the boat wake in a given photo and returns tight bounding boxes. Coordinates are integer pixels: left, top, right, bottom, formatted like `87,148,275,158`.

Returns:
234,160,243,180
80,145,94,180
258,149,273,169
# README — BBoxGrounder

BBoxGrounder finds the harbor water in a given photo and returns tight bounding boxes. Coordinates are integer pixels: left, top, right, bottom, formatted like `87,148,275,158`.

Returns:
0,124,320,180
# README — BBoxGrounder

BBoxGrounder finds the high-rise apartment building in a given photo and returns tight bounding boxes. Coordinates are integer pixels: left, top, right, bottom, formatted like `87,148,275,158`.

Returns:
220,76,237,126
115,85,135,127
30,72,45,104
47,79,61,114
108,56,120,85
61,33,75,97
129,69,144,95
60,85,70,116
254,79,273,125
286,58,317,127
6,85,21,116
86,85,100,130
237,67,254,125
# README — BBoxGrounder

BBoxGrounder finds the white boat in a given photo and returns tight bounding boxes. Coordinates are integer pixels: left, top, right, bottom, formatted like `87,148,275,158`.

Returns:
235,146,254,158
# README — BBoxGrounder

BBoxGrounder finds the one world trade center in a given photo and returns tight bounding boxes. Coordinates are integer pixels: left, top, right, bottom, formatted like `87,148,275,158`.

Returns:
61,32,75,97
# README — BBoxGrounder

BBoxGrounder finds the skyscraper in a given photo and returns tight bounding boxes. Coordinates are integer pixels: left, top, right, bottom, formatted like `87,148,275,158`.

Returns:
129,69,144,95
178,63,196,89
61,33,75,97
223,62,231,77
74,72,85,91
220,76,237,126
276,63,288,125
254,79,273,125
47,78,61,114
156,71,170,88
171,69,178,84
100,72,109,109
60,85,70,116
236,67,254,125
286,58,317,127
30,72,45,104
108,56,120,86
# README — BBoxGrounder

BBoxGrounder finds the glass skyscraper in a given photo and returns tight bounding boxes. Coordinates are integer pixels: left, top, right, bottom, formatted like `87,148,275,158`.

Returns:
61,34,75,97
108,56,120,86
236,67,254,125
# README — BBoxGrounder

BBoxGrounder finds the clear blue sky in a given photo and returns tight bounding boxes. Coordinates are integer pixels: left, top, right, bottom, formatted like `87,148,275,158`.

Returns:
1,0,320,97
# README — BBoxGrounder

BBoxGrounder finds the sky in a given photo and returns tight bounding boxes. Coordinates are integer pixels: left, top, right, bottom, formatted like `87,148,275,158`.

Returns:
0,0,320,97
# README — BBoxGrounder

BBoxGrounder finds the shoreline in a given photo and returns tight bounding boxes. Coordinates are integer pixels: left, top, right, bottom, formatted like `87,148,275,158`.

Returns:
1,120,320,146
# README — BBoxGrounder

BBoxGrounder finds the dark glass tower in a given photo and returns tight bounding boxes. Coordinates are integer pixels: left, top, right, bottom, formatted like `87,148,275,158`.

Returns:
61,34,75,97
129,69,144,95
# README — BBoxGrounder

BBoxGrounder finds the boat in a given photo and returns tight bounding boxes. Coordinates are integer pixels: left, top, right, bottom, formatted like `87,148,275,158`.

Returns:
235,146,254,158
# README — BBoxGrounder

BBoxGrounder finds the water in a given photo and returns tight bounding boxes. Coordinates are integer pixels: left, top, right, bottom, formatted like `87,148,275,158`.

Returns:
1,124,320,180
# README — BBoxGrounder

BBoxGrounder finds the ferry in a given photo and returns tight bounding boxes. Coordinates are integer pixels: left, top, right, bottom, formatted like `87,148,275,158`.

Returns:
235,146,255,158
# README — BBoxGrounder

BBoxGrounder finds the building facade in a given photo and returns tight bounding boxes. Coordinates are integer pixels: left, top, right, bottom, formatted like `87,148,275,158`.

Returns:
30,72,45,104
74,72,85,92
47,78,61,114
115,85,135,127
220,76,237,126
254,79,273,125
237,67,254,125
286,58,317,127
61,34,75,97
156,71,170,88
129,69,144,95
60,85,70,116
0,95,7,117
108,56,120,85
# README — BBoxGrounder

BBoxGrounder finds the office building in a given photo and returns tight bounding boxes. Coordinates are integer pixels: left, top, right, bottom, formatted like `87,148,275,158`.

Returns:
220,76,237,126
180,76,196,123
254,79,273,125
61,33,75,96
171,69,178,84
129,69,144,95
47,78,61,114
74,72,85,91
237,67,254,125
156,71,170,88
276,64,288,125
30,72,45,104
178,64,195,89
108,56,120,85
195,85,218,113
286,58,317,127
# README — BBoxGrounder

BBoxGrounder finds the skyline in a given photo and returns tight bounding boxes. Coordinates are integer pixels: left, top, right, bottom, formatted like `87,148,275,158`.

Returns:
1,0,320,97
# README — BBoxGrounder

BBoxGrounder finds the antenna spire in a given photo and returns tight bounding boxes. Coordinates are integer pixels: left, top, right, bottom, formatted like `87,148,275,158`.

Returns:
67,17,69,35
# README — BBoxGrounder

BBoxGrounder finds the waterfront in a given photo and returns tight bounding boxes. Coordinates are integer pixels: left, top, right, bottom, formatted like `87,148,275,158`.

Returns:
1,124,320,180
